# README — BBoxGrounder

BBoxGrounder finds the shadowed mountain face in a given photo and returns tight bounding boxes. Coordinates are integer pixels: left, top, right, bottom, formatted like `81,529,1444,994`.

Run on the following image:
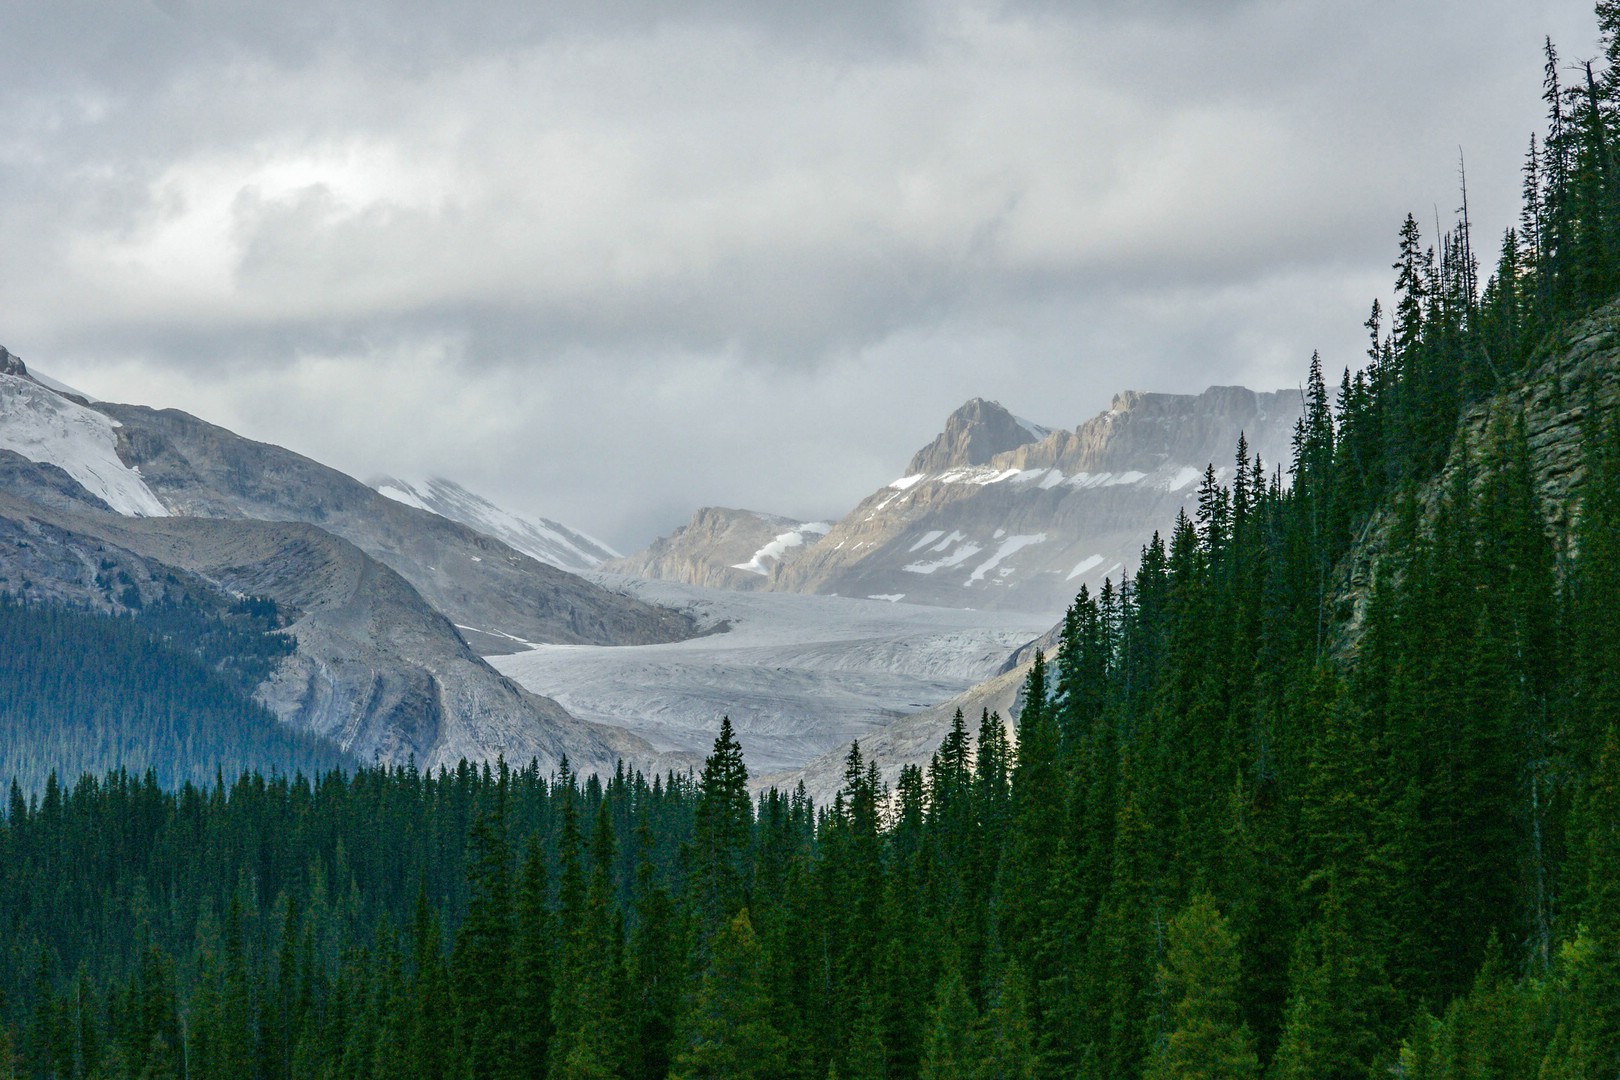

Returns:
768,386,1303,617
99,402,694,654
0,352,684,780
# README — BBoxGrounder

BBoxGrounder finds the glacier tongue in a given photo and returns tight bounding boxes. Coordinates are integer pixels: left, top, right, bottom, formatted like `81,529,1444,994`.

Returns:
493,576,1050,774
0,373,169,517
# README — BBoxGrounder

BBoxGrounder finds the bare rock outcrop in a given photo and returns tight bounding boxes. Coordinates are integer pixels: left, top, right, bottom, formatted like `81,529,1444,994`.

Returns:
1336,301,1620,651
605,507,828,591
906,398,1050,475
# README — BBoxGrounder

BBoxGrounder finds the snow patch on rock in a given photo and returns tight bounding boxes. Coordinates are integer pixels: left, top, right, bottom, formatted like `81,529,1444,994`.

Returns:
370,475,619,571
1163,466,1203,491
966,534,1046,586
909,530,945,553
904,539,983,575
732,521,833,576
376,484,432,512
0,374,168,517
1067,554,1105,581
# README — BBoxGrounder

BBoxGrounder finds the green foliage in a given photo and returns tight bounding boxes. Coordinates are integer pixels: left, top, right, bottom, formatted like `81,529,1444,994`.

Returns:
0,594,343,795
672,910,784,1080
1142,894,1258,1080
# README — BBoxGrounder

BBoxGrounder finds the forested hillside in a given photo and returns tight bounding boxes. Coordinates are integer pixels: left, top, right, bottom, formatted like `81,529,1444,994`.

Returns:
5,8,1620,1080
0,594,349,796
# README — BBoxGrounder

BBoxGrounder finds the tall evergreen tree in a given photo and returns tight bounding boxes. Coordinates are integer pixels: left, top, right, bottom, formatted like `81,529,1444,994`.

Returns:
1141,894,1258,1080
671,910,784,1080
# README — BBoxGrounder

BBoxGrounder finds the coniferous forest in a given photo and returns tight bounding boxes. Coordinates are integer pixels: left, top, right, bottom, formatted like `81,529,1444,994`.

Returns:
9,9,1620,1080
0,593,346,797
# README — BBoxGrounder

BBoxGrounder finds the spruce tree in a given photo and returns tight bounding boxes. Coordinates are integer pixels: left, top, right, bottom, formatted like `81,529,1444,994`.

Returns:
920,959,981,1080
691,718,753,938
671,910,784,1080
453,801,514,1079
1141,894,1258,1080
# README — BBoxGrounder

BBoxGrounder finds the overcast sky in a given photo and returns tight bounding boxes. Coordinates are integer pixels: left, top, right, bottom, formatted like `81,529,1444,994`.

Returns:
0,0,1600,550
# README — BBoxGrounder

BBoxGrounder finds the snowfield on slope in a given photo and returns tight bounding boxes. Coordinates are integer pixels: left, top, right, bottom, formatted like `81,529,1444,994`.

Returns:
492,576,1049,773
371,474,619,571
0,374,169,517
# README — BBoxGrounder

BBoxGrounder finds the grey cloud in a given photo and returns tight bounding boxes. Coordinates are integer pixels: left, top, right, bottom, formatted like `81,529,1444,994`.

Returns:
0,0,1604,549
0,0,931,95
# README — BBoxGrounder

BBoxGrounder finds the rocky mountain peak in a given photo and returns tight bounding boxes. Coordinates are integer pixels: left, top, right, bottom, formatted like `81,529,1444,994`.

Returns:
0,347,27,379
906,397,1050,476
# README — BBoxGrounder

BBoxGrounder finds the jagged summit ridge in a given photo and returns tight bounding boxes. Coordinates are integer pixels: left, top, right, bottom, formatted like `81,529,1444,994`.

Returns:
996,385,1297,474
906,397,1051,476
771,384,1302,614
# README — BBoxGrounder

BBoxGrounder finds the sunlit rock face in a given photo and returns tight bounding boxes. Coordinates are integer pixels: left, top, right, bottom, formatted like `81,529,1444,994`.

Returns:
605,507,831,592
771,386,1302,618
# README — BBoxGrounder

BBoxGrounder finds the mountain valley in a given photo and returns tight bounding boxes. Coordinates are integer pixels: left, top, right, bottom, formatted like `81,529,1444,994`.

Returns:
0,340,1324,789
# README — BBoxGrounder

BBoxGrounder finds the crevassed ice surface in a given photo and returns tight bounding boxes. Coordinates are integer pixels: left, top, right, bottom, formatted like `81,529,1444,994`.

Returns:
493,577,1049,773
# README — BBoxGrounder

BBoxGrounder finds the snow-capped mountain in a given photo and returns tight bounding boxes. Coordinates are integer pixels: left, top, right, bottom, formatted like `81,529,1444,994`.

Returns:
0,351,168,517
604,507,830,591
0,346,691,778
370,474,619,573
770,387,1303,616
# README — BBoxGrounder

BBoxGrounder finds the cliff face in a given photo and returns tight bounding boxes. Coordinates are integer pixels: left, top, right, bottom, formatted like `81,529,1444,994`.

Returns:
604,507,828,592
1337,301,1620,649
772,386,1301,616
996,387,1297,473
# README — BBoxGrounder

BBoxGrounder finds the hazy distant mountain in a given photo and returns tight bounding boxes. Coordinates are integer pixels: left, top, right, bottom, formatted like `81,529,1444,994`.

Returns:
604,506,830,591
370,474,619,572
905,397,1050,475
771,387,1303,616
